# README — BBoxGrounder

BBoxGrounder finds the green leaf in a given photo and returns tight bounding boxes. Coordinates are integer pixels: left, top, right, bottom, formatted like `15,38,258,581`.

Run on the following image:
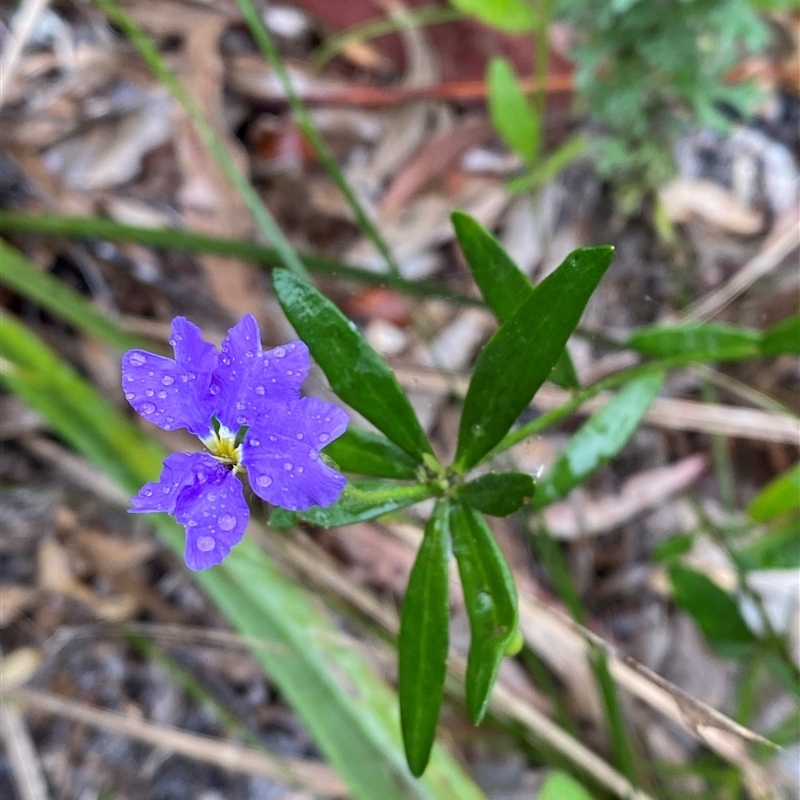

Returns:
0,311,486,800
270,480,435,528
748,462,800,522
628,323,760,360
273,269,432,460
534,372,664,507
507,135,587,194
324,427,419,479
668,564,756,658
487,57,539,165
451,212,580,391
451,211,531,324
538,772,596,800
456,472,535,517
450,504,518,722
455,247,614,470
399,500,451,776
549,348,580,390
761,313,800,356
737,519,800,570
448,0,538,31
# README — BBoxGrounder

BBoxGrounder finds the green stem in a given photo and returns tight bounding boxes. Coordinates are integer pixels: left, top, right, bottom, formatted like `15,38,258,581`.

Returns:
236,0,403,280
92,0,309,281
0,212,480,306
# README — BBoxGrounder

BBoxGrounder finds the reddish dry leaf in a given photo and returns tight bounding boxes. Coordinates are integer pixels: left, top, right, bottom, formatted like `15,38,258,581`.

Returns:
341,286,411,326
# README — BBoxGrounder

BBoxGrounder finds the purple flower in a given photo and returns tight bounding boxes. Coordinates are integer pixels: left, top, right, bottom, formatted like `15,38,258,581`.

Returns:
122,315,348,570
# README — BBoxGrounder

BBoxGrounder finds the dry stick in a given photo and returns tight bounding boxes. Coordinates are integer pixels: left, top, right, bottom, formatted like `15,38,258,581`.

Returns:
392,366,800,444
681,208,800,322
0,0,51,106
0,702,50,800
9,687,348,799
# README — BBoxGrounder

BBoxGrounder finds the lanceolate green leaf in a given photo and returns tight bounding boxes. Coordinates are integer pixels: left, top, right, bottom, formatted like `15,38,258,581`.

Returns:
399,500,451,777
450,504,518,723
451,211,579,390
273,269,433,460
668,564,756,658
747,462,800,522
456,472,535,517
538,772,596,800
534,372,664,508
628,322,760,360
451,211,532,324
270,480,435,528
455,246,614,470
761,313,800,356
737,520,800,570
487,57,540,165
448,0,538,31
0,312,486,800
324,427,420,479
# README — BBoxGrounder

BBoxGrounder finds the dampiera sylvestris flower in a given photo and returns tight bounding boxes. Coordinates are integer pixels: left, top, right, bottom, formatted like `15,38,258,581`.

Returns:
121,314,348,570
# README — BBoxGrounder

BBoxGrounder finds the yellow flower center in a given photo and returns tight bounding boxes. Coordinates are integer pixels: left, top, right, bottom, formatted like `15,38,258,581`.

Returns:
202,426,244,472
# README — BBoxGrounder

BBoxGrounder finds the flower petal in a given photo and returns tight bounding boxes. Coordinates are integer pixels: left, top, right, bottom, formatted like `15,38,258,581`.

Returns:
129,452,222,515
212,314,310,429
243,397,348,510
121,317,217,436
175,467,249,570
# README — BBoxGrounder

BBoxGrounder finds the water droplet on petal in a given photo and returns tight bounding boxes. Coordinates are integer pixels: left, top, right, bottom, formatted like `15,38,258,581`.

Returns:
143,489,153,497
296,433,303,440
218,514,237,531
254,385,265,395
309,450,318,460
297,466,304,473
318,433,329,442
161,374,174,386
237,416,247,424
283,462,292,471
286,369,293,376
197,535,215,551
157,391,167,399
187,520,197,528
269,435,277,442
124,391,135,400
274,346,286,358
324,417,331,423
209,383,221,395
140,401,156,415
129,352,146,366
245,350,254,358
169,338,176,347
145,389,154,397
256,475,272,488
249,438,260,447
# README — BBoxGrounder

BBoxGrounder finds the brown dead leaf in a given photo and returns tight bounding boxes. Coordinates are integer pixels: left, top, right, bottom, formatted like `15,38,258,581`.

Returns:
659,178,765,235
171,10,262,320
37,537,137,622
543,454,708,539
379,116,492,216
0,648,42,693
0,586,38,628
75,530,156,575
